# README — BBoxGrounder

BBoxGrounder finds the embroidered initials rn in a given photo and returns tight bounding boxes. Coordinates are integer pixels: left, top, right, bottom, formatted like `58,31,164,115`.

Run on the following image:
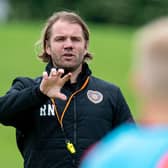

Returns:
40,104,55,116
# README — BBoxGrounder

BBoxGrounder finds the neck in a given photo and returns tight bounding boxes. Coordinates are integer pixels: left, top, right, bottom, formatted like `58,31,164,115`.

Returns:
139,100,168,125
68,65,82,84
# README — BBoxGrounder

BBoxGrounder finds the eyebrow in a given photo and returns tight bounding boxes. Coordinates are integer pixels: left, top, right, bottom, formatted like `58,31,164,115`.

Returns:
53,35,83,40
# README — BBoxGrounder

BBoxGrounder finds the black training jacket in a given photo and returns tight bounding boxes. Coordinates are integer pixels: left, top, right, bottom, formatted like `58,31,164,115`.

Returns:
0,62,134,168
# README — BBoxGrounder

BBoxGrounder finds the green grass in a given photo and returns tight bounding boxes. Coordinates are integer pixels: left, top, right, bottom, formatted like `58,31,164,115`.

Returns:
0,22,137,167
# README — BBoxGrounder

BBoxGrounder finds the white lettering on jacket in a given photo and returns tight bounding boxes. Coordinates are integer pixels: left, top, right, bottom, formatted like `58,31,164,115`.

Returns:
40,104,55,116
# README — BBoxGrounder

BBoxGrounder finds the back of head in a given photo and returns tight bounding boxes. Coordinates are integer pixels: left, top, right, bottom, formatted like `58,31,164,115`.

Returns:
133,17,168,99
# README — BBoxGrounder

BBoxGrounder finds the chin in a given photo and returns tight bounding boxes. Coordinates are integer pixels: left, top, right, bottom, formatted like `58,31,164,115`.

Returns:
63,67,76,72
57,62,81,72
64,64,81,73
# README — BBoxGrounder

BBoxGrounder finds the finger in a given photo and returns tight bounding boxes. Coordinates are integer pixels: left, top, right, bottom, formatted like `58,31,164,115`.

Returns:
42,71,48,80
57,68,64,77
62,72,72,83
55,92,67,101
50,68,57,76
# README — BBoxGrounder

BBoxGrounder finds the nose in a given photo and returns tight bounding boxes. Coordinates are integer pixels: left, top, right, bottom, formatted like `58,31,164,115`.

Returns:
63,38,73,50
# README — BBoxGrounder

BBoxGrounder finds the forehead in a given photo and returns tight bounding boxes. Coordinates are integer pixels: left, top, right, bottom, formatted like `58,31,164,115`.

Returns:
51,20,83,36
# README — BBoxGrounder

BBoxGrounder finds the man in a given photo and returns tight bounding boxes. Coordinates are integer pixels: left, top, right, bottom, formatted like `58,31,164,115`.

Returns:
0,11,133,168
80,17,168,168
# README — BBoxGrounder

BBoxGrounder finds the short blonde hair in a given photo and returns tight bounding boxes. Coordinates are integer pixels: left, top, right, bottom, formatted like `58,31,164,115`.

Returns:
133,17,168,97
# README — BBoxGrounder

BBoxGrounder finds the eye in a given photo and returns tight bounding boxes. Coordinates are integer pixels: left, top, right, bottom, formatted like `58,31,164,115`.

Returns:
54,36,65,42
71,36,82,42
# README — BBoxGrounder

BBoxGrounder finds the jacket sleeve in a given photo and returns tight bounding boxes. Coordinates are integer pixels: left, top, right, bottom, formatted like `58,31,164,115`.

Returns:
0,77,48,127
112,88,134,128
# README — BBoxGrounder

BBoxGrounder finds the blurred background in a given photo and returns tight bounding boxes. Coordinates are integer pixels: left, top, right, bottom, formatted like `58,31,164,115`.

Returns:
1,0,168,167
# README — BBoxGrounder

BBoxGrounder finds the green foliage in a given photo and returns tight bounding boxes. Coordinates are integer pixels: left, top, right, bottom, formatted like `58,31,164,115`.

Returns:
0,22,137,167
137,0,168,25
9,0,76,20
76,0,140,24
8,0,168,25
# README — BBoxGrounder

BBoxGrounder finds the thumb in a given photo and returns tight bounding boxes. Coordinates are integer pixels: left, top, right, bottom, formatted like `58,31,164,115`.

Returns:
56,92,67,101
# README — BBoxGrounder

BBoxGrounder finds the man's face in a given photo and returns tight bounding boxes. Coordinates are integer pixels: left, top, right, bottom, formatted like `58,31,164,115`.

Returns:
46,20,88,72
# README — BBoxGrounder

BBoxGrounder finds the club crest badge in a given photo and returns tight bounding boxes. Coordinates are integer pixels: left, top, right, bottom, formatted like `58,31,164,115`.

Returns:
87,90,103,104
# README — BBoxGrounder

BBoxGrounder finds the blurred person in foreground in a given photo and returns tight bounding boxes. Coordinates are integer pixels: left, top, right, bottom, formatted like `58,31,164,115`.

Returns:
80,17,168,168
0,11,134,168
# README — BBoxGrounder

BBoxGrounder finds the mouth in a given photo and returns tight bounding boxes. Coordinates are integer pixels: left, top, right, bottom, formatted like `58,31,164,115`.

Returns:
62,53,75,61
63,53,75,57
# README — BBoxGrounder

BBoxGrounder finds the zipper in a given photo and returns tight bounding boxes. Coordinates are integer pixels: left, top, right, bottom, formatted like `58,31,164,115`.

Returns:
73,96,77,165
74,96,77,145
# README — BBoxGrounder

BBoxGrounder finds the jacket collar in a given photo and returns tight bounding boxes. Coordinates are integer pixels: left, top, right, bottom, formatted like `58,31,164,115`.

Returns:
45,60,91,89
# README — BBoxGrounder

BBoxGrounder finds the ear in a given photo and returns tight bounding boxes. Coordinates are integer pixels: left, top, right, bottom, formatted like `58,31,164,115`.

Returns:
85,40,88,50
45,41,51,55
84,41,89,55
131,72,146,98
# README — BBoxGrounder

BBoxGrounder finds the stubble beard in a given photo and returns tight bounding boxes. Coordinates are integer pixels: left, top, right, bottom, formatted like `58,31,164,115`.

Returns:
52,60,83,73
51,53,85,73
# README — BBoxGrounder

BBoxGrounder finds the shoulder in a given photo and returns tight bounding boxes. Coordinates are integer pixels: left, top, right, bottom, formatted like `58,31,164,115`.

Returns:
97,126,168,168
12,76,41,87
98,124,136,146
81,124,136,168
84,125,131,159
92,124,136,154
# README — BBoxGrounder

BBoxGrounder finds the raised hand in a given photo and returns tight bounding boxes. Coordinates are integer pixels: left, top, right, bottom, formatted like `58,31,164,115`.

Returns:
40,68,72,100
